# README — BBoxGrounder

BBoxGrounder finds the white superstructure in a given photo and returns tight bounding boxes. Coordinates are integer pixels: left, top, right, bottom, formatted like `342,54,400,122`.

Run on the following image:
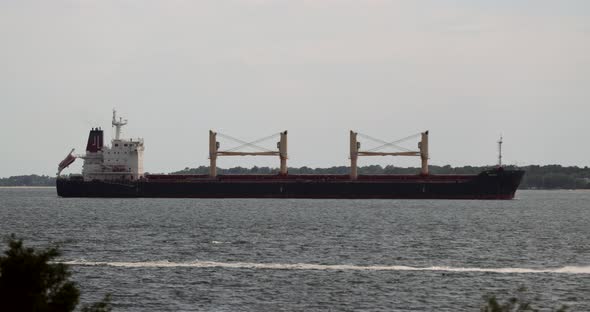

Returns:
80,110,145,181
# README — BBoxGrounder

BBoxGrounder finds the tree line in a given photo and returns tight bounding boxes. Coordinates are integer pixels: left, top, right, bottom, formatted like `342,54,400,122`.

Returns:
2,165,590,189
173,164,590,189
0,175,56,187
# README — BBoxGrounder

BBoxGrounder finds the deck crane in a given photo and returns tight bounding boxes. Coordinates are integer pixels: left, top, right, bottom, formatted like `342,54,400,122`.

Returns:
209,131,288,177
349,130,429,180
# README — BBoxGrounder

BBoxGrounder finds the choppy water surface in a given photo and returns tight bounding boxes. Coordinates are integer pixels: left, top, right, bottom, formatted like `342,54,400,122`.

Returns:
1,188,588,311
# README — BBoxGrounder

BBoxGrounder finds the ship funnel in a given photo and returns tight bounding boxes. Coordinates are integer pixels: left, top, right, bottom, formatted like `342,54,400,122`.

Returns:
86,128,104,153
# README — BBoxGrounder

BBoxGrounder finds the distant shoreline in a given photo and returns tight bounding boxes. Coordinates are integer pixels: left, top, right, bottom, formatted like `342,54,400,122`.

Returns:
1,165,589,189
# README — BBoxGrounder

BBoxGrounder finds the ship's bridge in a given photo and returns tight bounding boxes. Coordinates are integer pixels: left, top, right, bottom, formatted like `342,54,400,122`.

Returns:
81,111,145,181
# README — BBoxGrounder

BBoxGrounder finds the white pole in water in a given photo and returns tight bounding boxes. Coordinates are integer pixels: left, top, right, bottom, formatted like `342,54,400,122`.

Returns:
498,135,503,167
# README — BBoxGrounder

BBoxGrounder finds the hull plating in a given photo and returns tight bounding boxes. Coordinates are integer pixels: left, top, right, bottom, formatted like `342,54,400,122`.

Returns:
57,169,525,200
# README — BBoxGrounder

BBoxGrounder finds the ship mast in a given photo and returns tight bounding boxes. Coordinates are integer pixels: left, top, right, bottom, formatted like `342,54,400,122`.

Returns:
497,135,503,167
112,109,128,140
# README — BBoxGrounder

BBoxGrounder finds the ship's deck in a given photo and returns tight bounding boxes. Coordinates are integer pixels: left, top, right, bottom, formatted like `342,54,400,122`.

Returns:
144,174,478,183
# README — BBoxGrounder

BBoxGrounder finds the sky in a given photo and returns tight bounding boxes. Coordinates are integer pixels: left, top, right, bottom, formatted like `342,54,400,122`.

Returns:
0,0,589,177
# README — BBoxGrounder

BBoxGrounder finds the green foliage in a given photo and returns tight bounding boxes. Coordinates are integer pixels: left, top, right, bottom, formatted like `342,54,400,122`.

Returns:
482,295,535,312
518,165,590,189
172,165,590,189
0,234,79,312
481,287,568,312
81,294,113,312
0,235,112,312
4,164,590,189
0,175,56,186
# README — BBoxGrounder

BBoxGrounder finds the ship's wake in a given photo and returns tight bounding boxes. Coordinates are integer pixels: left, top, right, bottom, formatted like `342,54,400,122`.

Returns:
61,260,590,274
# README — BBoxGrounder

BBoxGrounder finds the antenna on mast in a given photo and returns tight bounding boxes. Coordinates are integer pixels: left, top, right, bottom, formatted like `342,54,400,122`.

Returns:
497,135,503,167
112,109,128,140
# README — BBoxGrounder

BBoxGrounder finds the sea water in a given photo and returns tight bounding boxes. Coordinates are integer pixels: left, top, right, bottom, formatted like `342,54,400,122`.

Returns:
0,188,588,311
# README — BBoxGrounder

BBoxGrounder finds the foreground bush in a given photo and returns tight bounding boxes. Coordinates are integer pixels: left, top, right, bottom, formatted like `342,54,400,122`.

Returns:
482,286,568,312
0,235,111,312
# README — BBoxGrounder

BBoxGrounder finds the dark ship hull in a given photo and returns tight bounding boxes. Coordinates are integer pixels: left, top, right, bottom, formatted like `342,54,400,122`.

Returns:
57,168,524,199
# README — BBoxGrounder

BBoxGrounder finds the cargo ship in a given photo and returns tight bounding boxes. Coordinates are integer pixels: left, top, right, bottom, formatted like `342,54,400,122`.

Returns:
56,111,524,199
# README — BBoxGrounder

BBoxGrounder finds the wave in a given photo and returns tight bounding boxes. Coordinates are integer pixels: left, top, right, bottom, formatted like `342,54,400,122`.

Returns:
61,260,590,274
